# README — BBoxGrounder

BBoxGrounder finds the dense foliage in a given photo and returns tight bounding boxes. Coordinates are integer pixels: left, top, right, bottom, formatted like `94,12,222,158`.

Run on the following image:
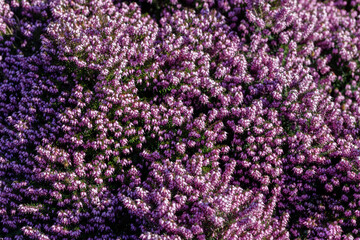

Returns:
1,0,360,239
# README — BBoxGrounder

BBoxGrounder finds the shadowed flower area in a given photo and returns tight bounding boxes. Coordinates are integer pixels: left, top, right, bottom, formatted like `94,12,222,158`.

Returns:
1,0,360,239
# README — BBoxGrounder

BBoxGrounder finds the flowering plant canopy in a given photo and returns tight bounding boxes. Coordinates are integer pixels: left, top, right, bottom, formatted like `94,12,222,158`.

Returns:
1,0,360,239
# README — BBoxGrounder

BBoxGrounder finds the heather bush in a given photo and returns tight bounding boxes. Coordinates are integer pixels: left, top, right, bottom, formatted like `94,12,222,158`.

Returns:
1,0,360,239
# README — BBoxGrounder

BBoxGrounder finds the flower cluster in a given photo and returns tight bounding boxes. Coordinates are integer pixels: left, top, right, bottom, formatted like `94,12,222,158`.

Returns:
1,0,360,239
